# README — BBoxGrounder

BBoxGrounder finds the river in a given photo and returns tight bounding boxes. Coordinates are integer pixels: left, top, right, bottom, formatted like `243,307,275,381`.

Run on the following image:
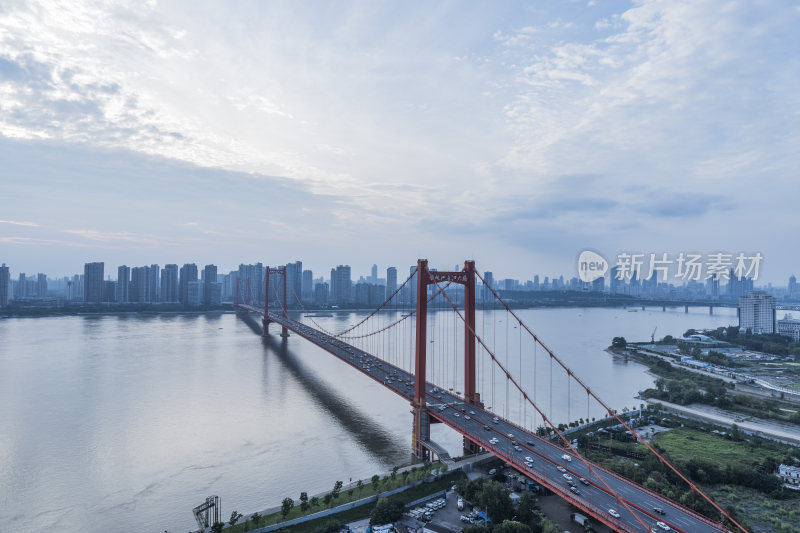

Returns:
0,306,737,532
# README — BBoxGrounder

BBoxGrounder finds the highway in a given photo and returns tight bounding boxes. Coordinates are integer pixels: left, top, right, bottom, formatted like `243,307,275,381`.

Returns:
246,307,729,533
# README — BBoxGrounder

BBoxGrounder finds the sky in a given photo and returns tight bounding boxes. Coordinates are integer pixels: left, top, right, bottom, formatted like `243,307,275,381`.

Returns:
1,0,798,284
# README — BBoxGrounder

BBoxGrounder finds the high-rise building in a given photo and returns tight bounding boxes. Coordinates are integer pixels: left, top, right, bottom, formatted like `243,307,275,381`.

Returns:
17,273,26,299
203,264,217,306
130,266,152,303
330,265,352,304
482,271,494,301
36,273,47,298
777,314,800,342
83,262,104,303
238,263,264,304
148,265,160,302
409,265,418,306
302,269,313,302
789,275,798,300
314,282,329,306
370,264,378,283
187,280,203,306
739,290,775,334
117,265,130,302
103,280,117,303
386,267,397,300
285,261,303,306
179,263,198,305
728,268,754,298
0,264,10,307
161,264,178,302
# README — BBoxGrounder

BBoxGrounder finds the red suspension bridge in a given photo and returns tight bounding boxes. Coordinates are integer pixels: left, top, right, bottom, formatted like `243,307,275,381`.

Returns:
236,259,747,533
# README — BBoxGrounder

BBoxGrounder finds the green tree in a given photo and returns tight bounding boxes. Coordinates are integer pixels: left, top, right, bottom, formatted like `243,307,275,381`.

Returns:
369,497,404,525
493,521,533,533
300,491,309,513
310,496,320,508
371,474,380,492
516,492,536,525
357,479,363,494
391,465,399,480
229,510,242,526
462,526,491,533
612,336,627,349
477,480,514,523
210,522,224,533
332,480,343,499
323,493,333,507
281,497,294,519
250,512,261,527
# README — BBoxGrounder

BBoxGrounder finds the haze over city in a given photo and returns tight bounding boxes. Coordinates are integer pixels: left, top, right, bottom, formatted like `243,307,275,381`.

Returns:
1,0,798,283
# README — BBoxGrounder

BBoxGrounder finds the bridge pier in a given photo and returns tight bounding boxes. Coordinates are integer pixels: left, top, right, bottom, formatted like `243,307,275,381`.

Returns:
662,306,666,312
709,306,714,315
685,305,689,313
412,406,430,460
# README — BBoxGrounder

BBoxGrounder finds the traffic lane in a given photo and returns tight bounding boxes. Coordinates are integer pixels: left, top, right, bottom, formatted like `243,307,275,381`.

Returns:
428,392,718,533
280,316,721,533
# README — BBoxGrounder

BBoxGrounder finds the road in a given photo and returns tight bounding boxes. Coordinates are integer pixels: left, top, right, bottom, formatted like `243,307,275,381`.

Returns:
245,307,730,533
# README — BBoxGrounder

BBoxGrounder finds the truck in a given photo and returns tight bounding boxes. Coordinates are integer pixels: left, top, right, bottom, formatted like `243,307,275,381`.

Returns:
457,497,464,511
570,512,589,526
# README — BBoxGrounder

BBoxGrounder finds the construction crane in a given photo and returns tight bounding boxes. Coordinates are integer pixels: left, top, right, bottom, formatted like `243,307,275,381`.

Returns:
651,326,658,343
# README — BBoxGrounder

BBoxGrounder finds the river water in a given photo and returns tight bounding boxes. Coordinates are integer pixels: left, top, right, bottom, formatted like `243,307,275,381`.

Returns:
0,306,737,532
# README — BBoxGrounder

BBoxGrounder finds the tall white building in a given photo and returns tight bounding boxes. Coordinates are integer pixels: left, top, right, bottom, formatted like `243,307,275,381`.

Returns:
777,314,800,342
739,290,775,334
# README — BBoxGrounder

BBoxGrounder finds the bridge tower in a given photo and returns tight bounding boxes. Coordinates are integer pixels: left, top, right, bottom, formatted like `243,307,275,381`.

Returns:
412,259,480,458
264,266,289,337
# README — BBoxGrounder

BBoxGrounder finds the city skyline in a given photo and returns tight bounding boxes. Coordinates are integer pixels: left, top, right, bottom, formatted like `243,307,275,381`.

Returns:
2,1,799,283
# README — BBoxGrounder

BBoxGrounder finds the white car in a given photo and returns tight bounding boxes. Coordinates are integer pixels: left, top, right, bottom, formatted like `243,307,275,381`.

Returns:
493,417,500,424
557,466,567,473
562,453,572,462
465,415,471,420
525,456,534,462
656,522,671,531
507,433,514,438
562,473,573,481
609,509,621,518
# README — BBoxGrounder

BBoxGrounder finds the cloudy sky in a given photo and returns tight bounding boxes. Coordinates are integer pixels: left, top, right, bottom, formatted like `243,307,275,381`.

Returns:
1,0,798,283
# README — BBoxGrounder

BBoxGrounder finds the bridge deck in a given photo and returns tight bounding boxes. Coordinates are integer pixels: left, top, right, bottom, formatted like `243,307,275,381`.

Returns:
242,306,728,533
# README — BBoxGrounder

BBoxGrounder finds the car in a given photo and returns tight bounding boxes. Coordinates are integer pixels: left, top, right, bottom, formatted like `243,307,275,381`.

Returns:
563,473,573,481
655,522,671,531
557,466,567,473
525,456,534,462
454,413,460,417
469,410,476,415
525,461,533,467
569,486,580,495
579,477,589,485
433,387,439,392
562,454,572,462
514,445,522,451
488,468,497,475
493,417,500,424
465,415,471,420
567,479,576,487
608,509,620,518
484,425,491,431
526,440,536,446
653,507,665,515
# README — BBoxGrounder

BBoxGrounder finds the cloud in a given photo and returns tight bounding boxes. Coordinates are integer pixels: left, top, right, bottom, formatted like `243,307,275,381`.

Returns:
0,219,39,226
0,1,798,281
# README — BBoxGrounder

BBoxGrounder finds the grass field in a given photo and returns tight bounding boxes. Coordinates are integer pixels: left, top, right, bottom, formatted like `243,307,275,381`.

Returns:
708,485,800,533
653,427,787,467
